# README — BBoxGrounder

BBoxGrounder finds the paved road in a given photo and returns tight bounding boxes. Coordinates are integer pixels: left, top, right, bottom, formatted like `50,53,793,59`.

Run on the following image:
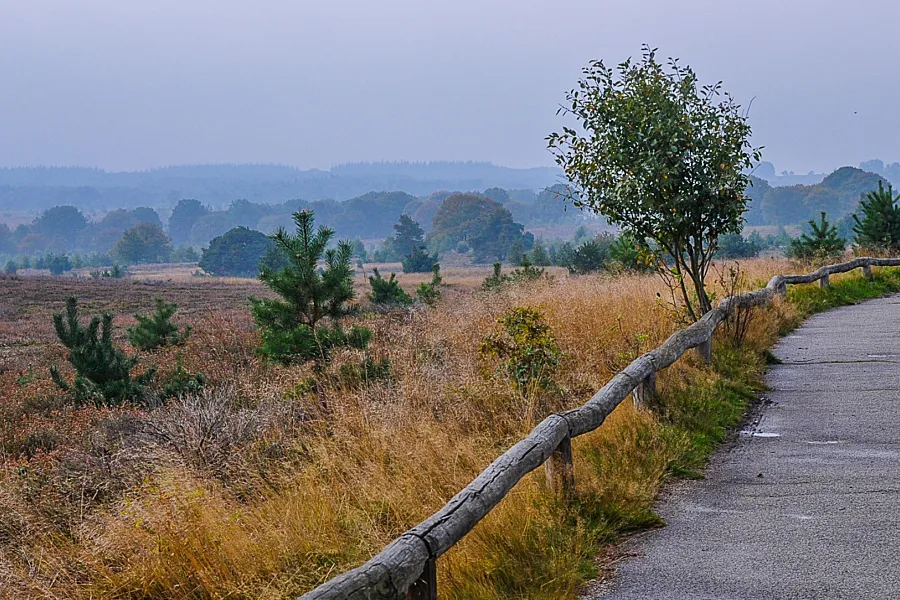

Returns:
591,295,900,600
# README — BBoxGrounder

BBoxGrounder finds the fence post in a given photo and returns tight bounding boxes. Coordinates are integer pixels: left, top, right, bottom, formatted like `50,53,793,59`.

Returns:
863,263,873,279
545,435,575,499
407,558,437,600
633,371,657,410
696,337,712,364
819,273,830,288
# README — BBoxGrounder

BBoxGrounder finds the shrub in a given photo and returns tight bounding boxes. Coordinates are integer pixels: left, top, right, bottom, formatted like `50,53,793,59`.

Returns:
480,307,562,396
44,253,73,276
416,264,443,306
716,233,760,259
160,355,206,399
200,227,279,277
609,233,651,271
4,260,17,274
50,297,154,406
402,245,438,273
567,235,615,274
127,298,192,351
787,212,845,261
482,262,510,290
368,268,413,306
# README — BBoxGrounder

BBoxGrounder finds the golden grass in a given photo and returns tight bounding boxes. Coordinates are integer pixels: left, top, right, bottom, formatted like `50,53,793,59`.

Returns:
0,258,808,598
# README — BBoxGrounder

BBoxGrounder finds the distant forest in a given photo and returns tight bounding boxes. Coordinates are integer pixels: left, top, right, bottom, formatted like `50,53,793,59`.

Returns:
1,160,899,265
0,162,561,211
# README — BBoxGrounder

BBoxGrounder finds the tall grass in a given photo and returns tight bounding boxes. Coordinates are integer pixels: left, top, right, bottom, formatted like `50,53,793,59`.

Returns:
1,260,897,599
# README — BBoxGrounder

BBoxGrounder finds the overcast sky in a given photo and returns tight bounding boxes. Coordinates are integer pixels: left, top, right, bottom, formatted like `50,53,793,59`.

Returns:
1,0,897,173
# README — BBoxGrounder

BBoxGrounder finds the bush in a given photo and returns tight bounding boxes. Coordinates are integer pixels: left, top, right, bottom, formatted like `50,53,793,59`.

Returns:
402,246,438,273
609,233,651,271
716,233,760,259
127,298,192,351
50,297,154,406
43,253,73,276
416,264,443,306
4,260,17,274
480,307,562,396
200,227,279,277
567,235,615,274
482,263,510,290
368,268,413,306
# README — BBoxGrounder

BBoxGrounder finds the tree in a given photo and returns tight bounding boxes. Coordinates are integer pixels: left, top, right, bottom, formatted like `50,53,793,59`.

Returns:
416,264,443,306
716,233,760,259
429,193,533,263
199,227,277,277
852,181,900,252
402,246,438,273
250,210,370,367
368,268,413,306
114,223,173,264
548,46,759,320
33,205,89,247
50,297,154,406
393,214,427,257
44,253,73,276
530,239,551,266
567,235,615,274
788,212,846,260
168,199,209,245
127,298,192,351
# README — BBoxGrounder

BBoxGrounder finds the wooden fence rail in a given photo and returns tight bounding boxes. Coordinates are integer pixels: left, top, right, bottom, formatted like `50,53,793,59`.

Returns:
299,257,900,600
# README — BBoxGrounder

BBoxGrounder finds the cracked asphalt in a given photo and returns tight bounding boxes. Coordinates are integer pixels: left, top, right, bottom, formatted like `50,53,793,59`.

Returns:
588,295,900,599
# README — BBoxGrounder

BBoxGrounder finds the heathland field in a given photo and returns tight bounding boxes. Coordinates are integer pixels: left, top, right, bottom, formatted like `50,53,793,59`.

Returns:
1,259,891,599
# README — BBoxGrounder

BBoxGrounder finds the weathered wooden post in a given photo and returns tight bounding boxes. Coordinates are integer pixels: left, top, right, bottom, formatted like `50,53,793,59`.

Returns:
407,558,437,600
545,435,575,499
863,263,873,279
633,371,657,410
696,337,711,364
819,273,830,288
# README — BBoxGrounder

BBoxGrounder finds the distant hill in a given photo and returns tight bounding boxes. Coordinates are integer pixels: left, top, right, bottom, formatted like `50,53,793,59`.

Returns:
0,162,563,211
746,166,884,226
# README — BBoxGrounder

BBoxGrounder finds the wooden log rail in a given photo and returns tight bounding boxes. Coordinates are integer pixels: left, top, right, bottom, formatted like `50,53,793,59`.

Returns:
299,257,900,600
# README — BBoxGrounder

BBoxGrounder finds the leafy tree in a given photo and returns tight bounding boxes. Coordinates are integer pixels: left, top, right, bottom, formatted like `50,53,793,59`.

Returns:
189,212,238,247
127,298,192,351
33,205,89,247
199,227,276,277
368,268,413,306
507,240,525,266
168,199,209,245
114,223,173,264
50,297,154,406
429,193,533,263
788,212,846,260
4,260,17,275
548,46,759,320
250,210,370,366
351,239,367,261
716,233,761,259
45,253,73,276
852,181,900,252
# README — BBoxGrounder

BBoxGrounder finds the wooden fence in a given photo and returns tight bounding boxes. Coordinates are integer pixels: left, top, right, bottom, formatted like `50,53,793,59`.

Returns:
299,257,900,600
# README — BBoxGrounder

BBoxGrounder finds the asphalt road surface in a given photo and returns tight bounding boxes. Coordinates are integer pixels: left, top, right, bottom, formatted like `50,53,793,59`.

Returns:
591,295,900,600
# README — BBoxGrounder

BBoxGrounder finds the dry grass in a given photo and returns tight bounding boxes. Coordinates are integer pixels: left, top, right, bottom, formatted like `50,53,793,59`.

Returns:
0,258,813,598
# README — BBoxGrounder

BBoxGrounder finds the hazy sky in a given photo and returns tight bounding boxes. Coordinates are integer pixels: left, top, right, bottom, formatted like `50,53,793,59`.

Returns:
2,0,898,173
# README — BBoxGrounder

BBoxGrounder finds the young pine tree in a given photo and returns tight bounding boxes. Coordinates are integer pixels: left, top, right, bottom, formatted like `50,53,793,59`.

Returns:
788,212,846,261
127,298,192,351
416,263,443,306
250,210,371,366
852,181,900,252
368,268,413,306
51,296,154,406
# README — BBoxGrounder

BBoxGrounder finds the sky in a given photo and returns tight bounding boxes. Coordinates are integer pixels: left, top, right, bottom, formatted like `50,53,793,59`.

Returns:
1,0,898,174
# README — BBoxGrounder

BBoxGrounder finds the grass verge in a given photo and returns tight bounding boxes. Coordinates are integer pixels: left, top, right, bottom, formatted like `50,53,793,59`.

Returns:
438,268,900,599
